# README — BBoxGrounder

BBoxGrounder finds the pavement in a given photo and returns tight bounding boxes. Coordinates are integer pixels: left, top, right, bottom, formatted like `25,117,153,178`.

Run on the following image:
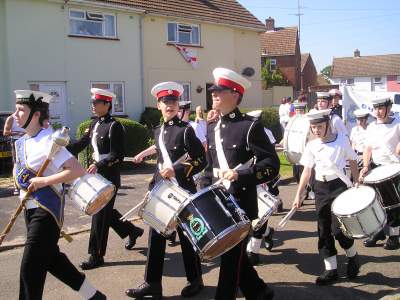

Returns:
0,162,399,300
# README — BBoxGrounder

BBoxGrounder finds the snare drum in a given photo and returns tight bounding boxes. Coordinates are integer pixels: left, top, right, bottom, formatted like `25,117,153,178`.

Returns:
283,115,312,164
332,186,386,239
139,180,189,236
177,185,250,261
253,185,280,231
363,164,400,210
68,173,115,215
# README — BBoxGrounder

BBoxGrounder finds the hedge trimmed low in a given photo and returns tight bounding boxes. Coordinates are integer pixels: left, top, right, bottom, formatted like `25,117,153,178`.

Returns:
76,117,149,168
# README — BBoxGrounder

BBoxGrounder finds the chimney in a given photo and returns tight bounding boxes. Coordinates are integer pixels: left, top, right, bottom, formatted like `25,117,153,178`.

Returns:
265,17,275,31
354,49,360,58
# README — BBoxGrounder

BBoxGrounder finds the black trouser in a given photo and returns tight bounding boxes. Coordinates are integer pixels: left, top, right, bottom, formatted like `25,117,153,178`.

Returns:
215,238,266,300
314,179,354,258
144,227,202,284
20,208,84,300
88,189,138,257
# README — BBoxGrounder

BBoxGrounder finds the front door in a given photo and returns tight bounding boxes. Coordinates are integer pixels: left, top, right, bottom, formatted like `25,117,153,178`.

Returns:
29,82,68,128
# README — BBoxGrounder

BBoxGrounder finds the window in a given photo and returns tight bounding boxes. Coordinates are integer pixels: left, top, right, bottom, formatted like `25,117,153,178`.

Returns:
179,82,191,105
340,78,354,85
270,59,277,71
167,22,200,46
397,75,400,83
91,82,125,114
69,9,116,38
374,77,382,84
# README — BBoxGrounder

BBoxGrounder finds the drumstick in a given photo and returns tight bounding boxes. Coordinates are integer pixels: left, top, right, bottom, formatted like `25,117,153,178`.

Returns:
213,158,254,186
276,207,297,230
119,191,149,221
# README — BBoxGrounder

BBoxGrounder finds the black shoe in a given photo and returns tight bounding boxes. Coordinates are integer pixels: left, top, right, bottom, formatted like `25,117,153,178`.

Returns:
125,226,144,250
315,270,338,286
247,251,260,266
181,277,204,297
384,236,400,250
347,254,360,279
363,231,386,247
167,231,178,246
256,285,274,300
125,282,162,299
80,256,104,270
264,228,274,251
89,291,107,300
276,200,283,213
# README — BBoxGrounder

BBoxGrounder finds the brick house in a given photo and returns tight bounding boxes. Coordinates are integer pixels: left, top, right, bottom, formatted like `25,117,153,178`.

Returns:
331,50,400,92
300,53,317,92
260,17,301,92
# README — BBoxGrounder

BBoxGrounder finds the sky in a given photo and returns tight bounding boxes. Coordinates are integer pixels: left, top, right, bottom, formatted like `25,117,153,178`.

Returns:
238,0,400,72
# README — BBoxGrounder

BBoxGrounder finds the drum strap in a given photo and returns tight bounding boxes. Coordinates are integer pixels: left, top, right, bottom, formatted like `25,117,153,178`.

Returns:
214,120,231,189
91,121,101,162
159,125,178,185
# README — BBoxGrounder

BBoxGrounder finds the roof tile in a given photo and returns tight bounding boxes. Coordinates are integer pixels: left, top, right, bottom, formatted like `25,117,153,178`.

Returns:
260,27,298,56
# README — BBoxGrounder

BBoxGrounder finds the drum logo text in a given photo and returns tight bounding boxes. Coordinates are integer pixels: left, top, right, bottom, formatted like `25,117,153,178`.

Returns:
188,214,208,241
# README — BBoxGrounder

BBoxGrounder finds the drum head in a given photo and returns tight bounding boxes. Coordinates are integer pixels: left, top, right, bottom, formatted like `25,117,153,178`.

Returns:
364,164,400,183
86,184,115,215
283,115,312,164
332,186,376,216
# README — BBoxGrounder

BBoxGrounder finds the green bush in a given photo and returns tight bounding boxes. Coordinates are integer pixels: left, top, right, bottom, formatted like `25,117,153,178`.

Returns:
140,107,162,129
76,118,150,168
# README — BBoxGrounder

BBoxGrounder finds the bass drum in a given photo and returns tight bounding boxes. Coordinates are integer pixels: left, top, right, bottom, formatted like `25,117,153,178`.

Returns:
283,115,312,164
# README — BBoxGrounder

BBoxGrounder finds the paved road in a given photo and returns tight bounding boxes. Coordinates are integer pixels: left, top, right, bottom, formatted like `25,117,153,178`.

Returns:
0,164,399,299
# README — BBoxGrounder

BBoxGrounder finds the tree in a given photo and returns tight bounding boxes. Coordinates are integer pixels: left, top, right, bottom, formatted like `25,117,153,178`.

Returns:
320,65,332,78
261,58,289,89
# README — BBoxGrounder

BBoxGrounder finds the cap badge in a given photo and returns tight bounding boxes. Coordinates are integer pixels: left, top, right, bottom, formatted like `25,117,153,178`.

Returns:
168,120,173,125
168,89,173,95
229,112,236,119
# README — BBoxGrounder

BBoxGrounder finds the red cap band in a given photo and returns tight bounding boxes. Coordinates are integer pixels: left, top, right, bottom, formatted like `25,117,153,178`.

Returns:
217,78,244,95
94,94,113,102
157,90,180,99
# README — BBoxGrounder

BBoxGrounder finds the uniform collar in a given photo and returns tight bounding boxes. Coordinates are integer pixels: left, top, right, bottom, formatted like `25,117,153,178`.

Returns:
221,107,242,122
164,116,181,127
98,113,111,123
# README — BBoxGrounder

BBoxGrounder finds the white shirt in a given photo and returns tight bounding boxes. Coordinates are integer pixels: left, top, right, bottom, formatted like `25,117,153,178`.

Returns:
279,104,290,123
365,118,400,165
300,133,357,178
331,114,348,137
19,127,73,201
350,126,367,153
190,119,207,144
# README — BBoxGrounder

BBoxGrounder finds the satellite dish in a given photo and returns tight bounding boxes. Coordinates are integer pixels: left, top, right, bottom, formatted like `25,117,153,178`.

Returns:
242,67,255,77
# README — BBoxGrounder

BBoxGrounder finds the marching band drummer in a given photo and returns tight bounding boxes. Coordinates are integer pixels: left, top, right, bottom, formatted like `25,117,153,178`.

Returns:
350,108,369,168
360,97,400,250
202,68,280,300
67,88,144,270
292,109,361,286
126,82,205,299
316,92,348,137
13,90,105,299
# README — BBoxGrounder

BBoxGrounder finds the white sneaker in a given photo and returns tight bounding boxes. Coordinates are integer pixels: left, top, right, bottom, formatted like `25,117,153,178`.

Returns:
13,189,19,196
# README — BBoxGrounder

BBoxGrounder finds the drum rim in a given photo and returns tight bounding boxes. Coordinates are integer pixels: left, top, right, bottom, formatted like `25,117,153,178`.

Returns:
364,165,400,183
332,196,384,218
200,222,250,261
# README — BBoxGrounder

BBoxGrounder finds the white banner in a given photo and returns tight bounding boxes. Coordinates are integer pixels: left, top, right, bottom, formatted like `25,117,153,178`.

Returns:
343,85,400,131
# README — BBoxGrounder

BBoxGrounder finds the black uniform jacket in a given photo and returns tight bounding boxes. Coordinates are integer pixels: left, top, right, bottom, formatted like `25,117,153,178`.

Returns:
150,116,206,193
67,114,124,188
202,108,280,220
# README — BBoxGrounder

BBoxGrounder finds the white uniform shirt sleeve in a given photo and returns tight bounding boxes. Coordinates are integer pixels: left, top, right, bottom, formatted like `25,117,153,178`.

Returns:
299,143,314,168
343,136,358,161
332,115,349,136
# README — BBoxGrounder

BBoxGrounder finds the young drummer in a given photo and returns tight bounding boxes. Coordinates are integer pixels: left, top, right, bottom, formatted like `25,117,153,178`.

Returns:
67,88,144,270
316,92,348,137
202,68,280,299
13,90,105,299
126,82,206,299
350,108,369,168
360,97,400,250
292,109,361,285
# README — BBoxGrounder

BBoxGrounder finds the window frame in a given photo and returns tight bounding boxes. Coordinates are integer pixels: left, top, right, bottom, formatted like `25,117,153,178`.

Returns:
167,22,201,46
270,59,277,71
69,8,117,39
90,82,126,115
373,77,382,84
178,82,192,105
